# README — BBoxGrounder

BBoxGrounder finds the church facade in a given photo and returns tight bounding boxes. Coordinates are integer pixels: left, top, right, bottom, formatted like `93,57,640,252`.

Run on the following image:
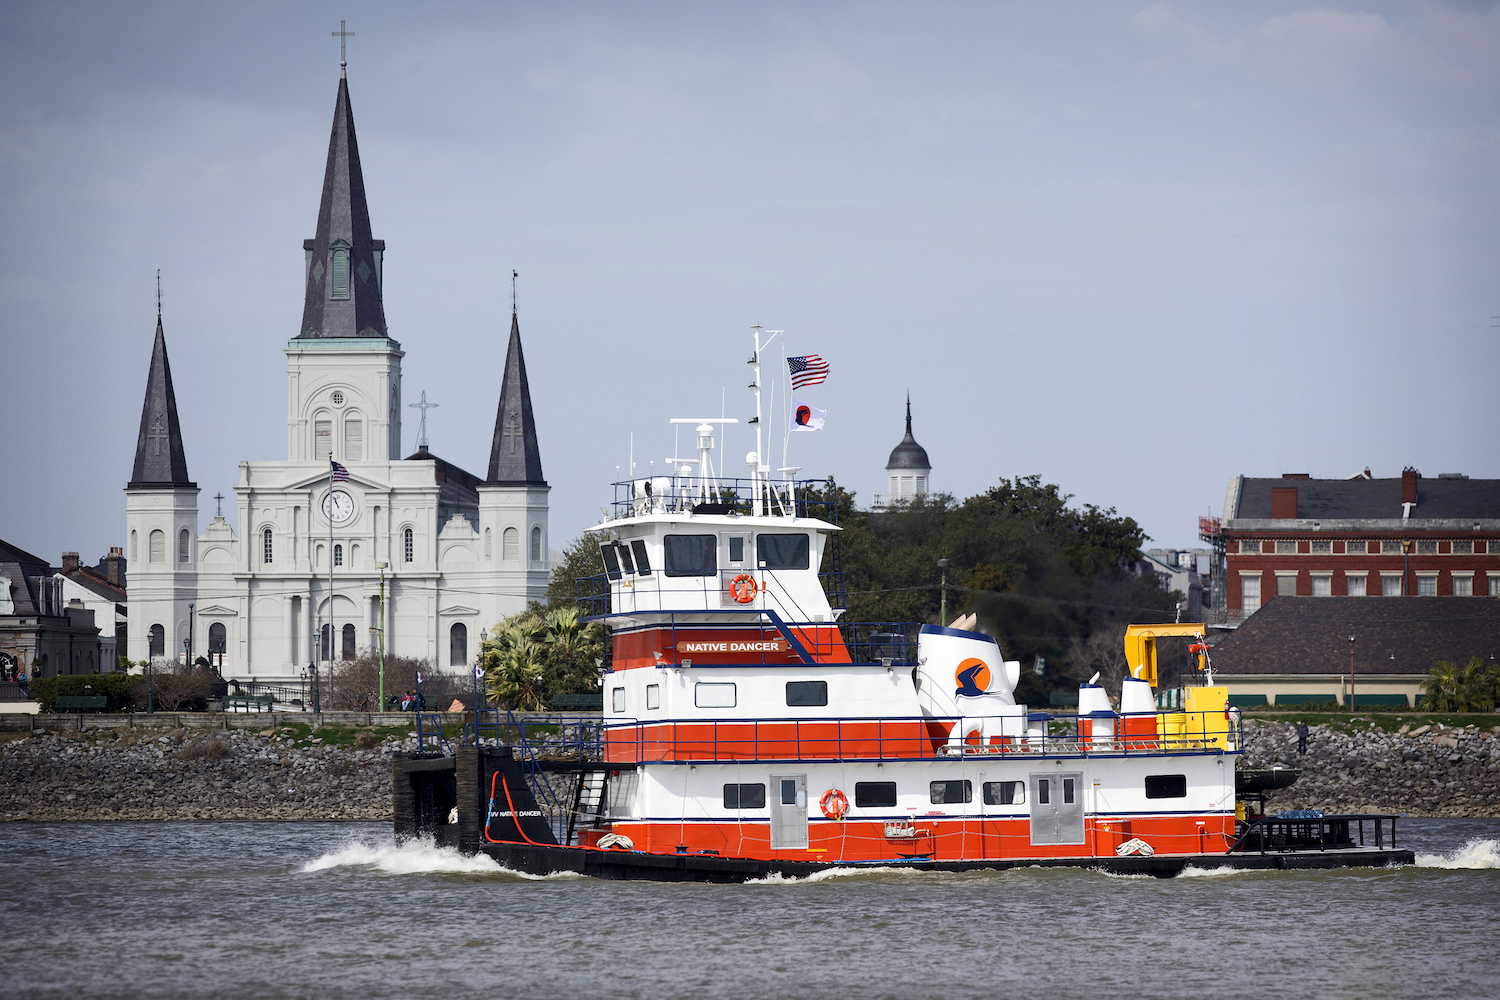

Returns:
124,69,548,685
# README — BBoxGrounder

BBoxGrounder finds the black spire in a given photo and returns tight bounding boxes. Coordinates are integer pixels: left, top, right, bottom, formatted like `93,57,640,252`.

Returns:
129,312,195,488
296,74,387,339
886,393,931,472
486,311,546,485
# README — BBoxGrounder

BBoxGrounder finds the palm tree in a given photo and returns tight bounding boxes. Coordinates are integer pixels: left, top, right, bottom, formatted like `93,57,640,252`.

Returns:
484,620,547,711
1421,658,1499,713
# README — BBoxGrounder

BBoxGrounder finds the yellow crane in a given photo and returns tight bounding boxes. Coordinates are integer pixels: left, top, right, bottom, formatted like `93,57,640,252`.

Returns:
1122,623,1210,689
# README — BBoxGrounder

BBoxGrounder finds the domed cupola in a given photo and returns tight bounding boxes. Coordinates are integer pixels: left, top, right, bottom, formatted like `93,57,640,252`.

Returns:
882,395,931,504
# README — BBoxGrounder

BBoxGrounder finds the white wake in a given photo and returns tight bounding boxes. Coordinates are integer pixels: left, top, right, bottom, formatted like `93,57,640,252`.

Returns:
301,837,582,878
1414,839,1500,870
747,866,915,884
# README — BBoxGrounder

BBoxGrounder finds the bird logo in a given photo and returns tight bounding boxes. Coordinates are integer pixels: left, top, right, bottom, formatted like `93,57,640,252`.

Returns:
954,658,991,696
794,405,813,427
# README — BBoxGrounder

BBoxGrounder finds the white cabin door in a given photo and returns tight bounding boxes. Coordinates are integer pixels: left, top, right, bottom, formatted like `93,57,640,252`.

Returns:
1028,772,1085,846
770,774,808,849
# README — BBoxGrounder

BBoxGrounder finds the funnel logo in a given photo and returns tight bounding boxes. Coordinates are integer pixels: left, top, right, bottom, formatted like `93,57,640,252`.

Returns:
795,405,812,426
955,657,991,696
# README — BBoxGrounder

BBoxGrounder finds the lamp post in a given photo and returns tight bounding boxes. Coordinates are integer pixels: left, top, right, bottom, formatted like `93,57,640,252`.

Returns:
376,561,388,713
937,558,950,627
187,602,195,667
146,656,154,714
300,666,307,712
1348,635,1356,713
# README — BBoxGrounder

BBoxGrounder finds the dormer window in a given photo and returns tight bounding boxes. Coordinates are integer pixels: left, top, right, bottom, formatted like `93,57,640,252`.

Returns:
330,241,351,299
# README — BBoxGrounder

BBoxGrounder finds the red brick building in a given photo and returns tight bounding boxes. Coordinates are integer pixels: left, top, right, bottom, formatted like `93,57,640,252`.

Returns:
1221,468,1500,621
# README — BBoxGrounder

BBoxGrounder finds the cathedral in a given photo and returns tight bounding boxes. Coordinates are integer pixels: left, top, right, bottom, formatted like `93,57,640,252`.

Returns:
124,66,548,685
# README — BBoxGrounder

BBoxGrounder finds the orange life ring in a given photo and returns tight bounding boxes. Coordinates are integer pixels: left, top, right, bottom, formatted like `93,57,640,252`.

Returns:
730,573,758,604
819,788,850,821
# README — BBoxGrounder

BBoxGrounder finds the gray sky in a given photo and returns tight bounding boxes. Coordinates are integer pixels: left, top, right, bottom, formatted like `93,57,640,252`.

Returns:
3,1,1497,568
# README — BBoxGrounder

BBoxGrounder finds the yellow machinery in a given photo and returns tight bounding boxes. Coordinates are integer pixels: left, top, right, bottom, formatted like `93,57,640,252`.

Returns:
1124,623,1232,750
1123,623,1208,688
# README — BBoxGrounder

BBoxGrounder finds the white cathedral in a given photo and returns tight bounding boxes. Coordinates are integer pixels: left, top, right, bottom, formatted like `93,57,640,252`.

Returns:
124,67,549,685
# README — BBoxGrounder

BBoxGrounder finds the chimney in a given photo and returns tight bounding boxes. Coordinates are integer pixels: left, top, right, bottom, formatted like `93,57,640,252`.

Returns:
61,551,79,574
1401,467,1420,505
106,548,123,587
1271,487,1298,520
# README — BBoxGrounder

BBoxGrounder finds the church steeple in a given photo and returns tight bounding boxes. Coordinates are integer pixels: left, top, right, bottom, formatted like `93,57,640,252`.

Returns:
129,311,195,488
486,311,545,485
296,73,387,340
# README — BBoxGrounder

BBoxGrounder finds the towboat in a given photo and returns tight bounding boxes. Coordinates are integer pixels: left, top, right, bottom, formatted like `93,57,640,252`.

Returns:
393,327,1411,878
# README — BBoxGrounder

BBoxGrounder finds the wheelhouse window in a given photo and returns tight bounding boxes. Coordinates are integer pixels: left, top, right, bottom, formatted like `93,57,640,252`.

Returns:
1145,774,1187,799
785,680,828,707
611,687,625,713
983,781,1025,805
646,684,660,710
854,782,897,808
930,780,972,804
600,543,622,580
757,533,810,570
694,682,736,708
664,535,717,577
616,543,636,575
723,783,766,809
630,540,652,575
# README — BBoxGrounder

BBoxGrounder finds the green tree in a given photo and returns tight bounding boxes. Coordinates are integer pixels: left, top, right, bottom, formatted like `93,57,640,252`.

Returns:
544,531,606,610
482,606,607,710
1421,657,1499,713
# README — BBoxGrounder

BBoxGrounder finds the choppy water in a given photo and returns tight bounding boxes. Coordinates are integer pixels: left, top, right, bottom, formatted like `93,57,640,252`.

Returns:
1,819,1496,1000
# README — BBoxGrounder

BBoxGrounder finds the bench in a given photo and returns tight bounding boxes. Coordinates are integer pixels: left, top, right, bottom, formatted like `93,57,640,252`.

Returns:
224,694,276,712
551,693,604,711
54,695,108,712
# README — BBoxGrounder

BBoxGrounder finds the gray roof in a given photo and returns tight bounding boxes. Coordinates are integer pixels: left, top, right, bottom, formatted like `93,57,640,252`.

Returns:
128,315,194,488
1211,597,1500,676
886,397,931,472
1233,476,1500,520
296,74,388,340
485,311,546,485
0,538,52,617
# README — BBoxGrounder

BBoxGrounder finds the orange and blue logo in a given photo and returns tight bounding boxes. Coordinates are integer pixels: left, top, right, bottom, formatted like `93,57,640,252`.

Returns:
955,658,991,696
794,405,813,427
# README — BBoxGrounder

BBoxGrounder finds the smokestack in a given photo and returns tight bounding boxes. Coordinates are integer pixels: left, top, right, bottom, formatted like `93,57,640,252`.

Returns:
106,548,123,587
60,551,79,574
1401,467,1420,506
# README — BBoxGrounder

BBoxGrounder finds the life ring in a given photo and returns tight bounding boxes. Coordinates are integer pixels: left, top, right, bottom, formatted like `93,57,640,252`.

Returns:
730,573,758,604
819,788,850,821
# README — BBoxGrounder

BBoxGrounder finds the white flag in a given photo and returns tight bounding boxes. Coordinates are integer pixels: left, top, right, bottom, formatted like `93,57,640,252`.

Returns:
790,397,827,432
474,663,484,680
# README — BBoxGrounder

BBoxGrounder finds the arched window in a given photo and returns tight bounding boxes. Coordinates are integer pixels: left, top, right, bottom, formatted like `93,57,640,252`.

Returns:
149,624,165,657
344,416,362,461
484,528,492,559
341,623,356,660
333,543,343,567
178,528,191,563
149,530,165,563
403,527,414,563
208,622,226,655
130,530,138,562
530,526,542,563
263,528,273,564
503,527,519,561
330,246,350,299
450,622,468,667
321,623,332,662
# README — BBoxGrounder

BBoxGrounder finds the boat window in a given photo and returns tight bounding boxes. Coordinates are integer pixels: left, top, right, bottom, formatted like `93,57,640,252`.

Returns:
664,535,717,577
600,543,622,581
781,779,798,805
1037,780,1050,805
1145,774,1187,799
854,782,897,807
728,536,744,563
694,682,736,708
630,540,652,576
785,680,827,707
929,780,972,805
1063,778,1076,804
757,533,810,570
983,781,1024,805
723,783,765,809
646,684,660,710
611,687,625,713
616,542,636,574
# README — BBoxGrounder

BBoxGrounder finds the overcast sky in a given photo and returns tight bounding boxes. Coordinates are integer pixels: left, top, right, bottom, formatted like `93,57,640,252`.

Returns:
3,1,1497,568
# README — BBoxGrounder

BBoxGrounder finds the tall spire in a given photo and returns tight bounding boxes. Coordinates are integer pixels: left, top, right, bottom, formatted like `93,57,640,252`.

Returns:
130,309,194,488
486,311,546,485
887,393,931,472
296,72,387,340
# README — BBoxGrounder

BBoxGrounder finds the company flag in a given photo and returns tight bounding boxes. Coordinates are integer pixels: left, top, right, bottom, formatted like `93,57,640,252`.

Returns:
790,397,827,432
787,355,829,389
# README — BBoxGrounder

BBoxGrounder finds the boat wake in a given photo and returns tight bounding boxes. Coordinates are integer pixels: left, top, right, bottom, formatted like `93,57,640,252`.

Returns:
300,837,584,879
1174,865,1244,878
746,866,916,884
1414,839,1500,870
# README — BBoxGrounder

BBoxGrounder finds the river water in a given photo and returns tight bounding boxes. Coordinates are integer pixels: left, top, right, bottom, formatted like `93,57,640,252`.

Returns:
1,819,1496,1000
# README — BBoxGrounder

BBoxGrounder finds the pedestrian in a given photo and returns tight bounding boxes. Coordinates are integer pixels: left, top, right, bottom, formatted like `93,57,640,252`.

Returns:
1296,721,1309,754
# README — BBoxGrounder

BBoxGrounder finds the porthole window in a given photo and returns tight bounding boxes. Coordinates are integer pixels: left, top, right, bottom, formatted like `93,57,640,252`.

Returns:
331,391,344,406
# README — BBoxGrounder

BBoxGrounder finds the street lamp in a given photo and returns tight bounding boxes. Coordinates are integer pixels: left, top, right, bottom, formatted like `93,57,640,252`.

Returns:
1348,636,1356,713
937,558,950,627
376,561,389,714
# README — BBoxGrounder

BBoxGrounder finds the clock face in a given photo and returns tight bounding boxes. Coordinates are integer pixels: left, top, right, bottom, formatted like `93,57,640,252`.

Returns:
322,490,355,523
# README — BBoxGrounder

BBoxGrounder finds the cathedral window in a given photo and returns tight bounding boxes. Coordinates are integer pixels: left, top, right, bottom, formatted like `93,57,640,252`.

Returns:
149,624,165,657
178,529,191,564
209,623,226,655
531,526,542,563
130,530,138,562
404,528,414,563
484,528,492,559
503,527,519,561
344,418,362,461
450,622,468,667
321,624,332,662
334,544,343,567
341,623,356,660
263,528,273,564
149,530,165,563
314,420,332,461
330,247,350,299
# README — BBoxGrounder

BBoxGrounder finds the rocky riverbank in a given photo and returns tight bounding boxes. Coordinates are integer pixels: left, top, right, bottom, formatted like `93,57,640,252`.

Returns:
1242,719,1500,817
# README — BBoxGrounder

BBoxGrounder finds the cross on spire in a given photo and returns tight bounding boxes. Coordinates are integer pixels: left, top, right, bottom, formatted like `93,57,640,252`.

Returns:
512,270,518,313
332,21,355,76
214,492,225,517
147,418,168,456
502,411,521,455
156,269,162,318
409,390,438,449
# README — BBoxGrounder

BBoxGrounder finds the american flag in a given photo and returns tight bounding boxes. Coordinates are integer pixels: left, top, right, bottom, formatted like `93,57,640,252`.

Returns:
788,354,829,390
330,460,350,483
